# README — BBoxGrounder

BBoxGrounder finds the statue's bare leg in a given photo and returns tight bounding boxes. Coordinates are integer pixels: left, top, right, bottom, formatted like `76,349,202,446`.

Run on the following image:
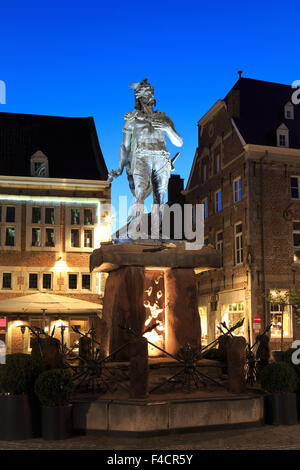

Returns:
152,158,171,237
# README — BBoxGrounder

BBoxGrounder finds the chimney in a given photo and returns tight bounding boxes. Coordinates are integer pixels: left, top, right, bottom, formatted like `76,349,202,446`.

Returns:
168,174,184,205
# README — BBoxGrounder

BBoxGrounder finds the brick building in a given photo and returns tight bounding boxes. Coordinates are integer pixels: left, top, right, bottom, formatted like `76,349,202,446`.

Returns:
0,111,110,354
184,77,300,351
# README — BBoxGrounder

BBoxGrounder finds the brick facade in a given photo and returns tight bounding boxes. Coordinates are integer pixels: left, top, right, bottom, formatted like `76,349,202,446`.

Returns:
185,81,300,351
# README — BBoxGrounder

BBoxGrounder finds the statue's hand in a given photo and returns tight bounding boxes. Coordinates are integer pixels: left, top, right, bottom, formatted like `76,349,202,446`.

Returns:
107,168,122,183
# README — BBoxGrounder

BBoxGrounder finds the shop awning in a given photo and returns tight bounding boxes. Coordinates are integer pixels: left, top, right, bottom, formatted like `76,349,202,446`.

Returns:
0,292,102,315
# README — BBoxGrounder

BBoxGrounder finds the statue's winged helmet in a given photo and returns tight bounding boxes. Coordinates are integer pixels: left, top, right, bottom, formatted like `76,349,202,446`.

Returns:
129,78,156,108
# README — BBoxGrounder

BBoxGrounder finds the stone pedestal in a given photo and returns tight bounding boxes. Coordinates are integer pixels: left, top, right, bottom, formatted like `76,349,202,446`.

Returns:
91,240,221,361
165,268,201,355
227,336,247,394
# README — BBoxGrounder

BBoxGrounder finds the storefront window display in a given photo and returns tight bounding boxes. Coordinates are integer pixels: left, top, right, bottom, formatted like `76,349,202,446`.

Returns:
270,303,292,338
198,307,208,346
217,302,245,336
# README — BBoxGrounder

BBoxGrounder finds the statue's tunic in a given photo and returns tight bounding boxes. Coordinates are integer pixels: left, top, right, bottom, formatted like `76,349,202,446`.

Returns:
124,110,172,202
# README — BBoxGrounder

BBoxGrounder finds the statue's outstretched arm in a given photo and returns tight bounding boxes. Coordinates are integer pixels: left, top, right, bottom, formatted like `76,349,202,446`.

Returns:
108,127,132,182
153,116,183,147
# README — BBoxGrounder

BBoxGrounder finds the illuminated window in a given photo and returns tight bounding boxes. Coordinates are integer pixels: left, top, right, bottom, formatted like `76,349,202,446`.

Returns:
234,223,243,265
198,306,208,346
84,230,92,248
270,302,292,338
221,303,245,336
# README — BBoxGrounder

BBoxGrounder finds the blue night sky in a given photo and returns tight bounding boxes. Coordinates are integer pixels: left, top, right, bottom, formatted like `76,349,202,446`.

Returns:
1,0,299,225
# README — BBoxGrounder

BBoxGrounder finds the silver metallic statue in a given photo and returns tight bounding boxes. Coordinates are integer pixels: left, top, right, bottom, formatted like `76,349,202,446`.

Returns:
109,78,183,219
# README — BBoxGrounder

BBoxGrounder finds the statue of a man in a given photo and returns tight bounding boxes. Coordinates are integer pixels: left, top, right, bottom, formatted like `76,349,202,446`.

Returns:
109,78,183,219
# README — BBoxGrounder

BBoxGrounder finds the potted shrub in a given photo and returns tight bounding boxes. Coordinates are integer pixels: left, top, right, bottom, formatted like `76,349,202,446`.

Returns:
35,368,74,440
260,361,298,425
0,353,43,440
283,347,300,420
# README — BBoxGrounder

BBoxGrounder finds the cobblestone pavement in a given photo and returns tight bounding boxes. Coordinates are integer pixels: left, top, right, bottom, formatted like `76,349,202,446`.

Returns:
1,424,300,450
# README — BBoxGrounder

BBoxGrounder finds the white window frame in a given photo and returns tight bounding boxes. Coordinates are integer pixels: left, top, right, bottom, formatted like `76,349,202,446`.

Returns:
28,272,39,290
291,176,300,200
0,203,21,251
285,101,294,120
293,221,300,263
65,205,97,252
277,123,289,148
26,204,60,252
234,222,243,265
30,151,49,177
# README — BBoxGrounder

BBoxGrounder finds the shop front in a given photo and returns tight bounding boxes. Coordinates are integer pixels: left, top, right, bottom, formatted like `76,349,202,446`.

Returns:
0,293,102,355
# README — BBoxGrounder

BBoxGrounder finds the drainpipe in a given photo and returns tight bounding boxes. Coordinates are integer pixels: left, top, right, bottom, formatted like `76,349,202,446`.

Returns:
246,155,255,344
260,151,268,330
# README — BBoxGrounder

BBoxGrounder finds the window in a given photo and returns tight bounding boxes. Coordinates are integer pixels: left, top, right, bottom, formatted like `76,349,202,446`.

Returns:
71,229,80,248
215,190,222,212
43,273,52,290
233,177,242,203
293,222,300,262
32,228,41,247
192,204,196,226
198,307,208,346
291,177,299,199
71,209,80,225
270,302,292,338
45,208,55,225
5,227,15,246
29,273,38,289
216,231,223,266
204,237,209,246
2,273,11,289
221,303,245,336
215,154,221,174
279,134,286,147
32,207,41,224
69,274,78,290
84,209,93,225
27,204,59,251
277,123,289,148
66,206,96,251
203,198,208,219
285,102,294,120
6,206,15,223
84,230,93,248
45,228,55,247
234,223,243,265
82,274,91,290
30,150,49,177
203,163,207,183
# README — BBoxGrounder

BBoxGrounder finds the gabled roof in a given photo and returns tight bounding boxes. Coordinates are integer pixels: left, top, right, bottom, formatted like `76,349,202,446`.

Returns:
0,112,108,180
225,77,300,149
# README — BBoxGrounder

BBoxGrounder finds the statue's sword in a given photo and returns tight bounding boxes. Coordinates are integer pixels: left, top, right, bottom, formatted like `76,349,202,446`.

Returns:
170,152,180,171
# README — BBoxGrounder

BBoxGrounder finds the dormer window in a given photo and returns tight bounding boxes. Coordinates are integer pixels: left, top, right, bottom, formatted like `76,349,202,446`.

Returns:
30,150,49,177
276,123,289,148
285,101,294,120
